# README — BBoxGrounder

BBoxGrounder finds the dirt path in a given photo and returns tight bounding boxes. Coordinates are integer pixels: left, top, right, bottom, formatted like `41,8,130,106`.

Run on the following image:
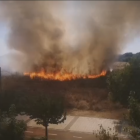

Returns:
67,108,127,120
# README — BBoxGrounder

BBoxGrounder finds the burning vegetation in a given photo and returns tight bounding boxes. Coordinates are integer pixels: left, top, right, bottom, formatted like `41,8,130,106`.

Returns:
24,70,106,81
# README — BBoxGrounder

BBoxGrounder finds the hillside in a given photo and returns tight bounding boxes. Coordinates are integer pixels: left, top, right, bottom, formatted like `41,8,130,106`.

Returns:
118,52,140,62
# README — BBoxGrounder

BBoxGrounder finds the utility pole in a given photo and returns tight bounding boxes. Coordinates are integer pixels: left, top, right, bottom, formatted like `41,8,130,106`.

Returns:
0,67,1,94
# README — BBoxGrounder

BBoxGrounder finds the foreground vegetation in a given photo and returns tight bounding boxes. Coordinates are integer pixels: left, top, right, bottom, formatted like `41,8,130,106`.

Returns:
107,58,140,105
0,93,66,140
0,104,27,140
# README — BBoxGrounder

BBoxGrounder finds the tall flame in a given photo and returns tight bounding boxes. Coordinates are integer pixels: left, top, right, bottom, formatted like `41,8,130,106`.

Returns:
24,69,107,81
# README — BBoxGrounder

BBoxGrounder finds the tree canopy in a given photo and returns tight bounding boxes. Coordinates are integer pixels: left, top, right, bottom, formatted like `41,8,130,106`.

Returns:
25,93,66,140
107,58,140,105
0,104,27,140
123,93,140,140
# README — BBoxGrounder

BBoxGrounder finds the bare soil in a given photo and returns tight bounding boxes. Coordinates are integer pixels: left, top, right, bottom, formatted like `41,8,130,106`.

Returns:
67,108,127,120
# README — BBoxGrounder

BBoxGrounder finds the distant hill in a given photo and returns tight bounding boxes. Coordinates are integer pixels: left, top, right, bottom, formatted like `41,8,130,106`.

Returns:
118,52,140,62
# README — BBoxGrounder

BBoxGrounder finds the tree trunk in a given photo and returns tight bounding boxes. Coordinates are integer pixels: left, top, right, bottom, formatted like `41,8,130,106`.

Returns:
45,124,48,140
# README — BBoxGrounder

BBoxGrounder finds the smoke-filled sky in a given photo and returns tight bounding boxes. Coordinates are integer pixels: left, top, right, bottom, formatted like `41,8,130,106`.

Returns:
0,1,140,74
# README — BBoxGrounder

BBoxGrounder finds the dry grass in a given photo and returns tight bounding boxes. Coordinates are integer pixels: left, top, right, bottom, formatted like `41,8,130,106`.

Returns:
2,75,126,119
65,88,108,110
64,86,126,119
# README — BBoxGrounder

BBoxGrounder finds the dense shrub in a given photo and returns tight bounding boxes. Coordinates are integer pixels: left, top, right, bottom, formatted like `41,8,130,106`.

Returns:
107,58,140,105
124,93,140,140
0,104,27,140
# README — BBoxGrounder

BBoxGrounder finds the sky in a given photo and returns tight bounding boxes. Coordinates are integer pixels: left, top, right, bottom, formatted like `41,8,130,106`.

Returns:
122,37,140,54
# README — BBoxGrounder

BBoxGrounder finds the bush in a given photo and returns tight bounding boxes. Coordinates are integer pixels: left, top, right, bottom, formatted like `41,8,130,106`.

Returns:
96,125,119,140
123,93,140,140
124,126,140,140
0,104,27,140
77,100,90,110
107,58,140,105
124,92,140,128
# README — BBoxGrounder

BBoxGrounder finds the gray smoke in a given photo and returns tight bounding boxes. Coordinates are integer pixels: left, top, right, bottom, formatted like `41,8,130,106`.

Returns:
0,1,140,74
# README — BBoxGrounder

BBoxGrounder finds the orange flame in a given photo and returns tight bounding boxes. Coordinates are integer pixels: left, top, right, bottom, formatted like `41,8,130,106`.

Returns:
24,70,106,81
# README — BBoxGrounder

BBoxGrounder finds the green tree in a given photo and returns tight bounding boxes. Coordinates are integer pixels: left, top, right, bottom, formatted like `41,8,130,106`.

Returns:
95,92,140,140
25,93,66,140
107,58,140,105
0,104,27,140
127,92,140,127
124,93,140,140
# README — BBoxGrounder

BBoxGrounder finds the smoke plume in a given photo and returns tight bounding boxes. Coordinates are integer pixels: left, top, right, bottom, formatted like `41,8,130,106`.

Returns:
0,1,140,74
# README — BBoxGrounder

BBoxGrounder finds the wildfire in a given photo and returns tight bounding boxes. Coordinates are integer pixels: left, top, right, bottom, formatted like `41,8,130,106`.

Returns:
24,70,106,81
